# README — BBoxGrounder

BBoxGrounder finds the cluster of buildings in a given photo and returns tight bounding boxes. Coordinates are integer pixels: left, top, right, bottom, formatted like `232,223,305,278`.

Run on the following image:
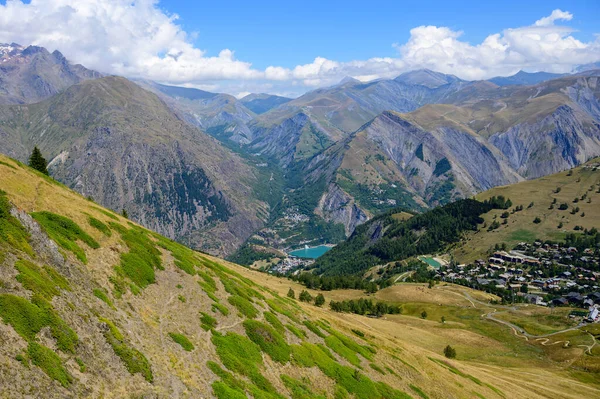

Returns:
438,241,600,322
269,256,313,274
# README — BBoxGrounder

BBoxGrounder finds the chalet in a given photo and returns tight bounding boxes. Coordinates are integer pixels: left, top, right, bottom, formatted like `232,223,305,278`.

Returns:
551,297,568,306
523,259,540,266
588,292,600,304
566,293,585,306
477,278,491,286
524,295,544,305
587,307,599,322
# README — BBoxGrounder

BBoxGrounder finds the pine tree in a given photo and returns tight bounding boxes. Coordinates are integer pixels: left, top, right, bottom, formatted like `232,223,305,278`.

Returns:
121,209,129,218
314,293,325,307
28,146,49,175
299,290,312,303
287,288,295,299
443,345,456,359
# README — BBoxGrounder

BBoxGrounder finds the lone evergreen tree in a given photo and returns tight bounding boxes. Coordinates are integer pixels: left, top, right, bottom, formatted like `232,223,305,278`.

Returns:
287,288,295,299
314,293,325,307
444,345,456,359
28,146,49,175
121,209,129,219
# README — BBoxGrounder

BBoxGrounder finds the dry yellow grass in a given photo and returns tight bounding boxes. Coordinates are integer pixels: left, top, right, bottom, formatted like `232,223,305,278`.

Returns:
2,154,600,398
454,159,600,262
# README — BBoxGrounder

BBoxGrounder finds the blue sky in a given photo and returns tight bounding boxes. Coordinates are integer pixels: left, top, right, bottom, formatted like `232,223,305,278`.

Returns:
0,0,599,96
164,0,600,69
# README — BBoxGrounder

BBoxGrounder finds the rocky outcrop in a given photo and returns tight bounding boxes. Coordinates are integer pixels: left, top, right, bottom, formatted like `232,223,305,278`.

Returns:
490,105,600,178
0,43,101,104
316,183,368,236
358,111,521,202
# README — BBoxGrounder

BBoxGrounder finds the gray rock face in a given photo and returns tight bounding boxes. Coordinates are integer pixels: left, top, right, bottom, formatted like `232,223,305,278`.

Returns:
317,183,368,236
489,105,600,178
0,43,101,104
0,77,267,257
361,111,521,201
10,208,66,270
249,112,315,166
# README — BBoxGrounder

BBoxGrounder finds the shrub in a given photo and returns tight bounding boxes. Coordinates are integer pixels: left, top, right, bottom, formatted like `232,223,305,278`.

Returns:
15,260,70,299
0,190,32,255
211,331,275,392
0,294,78,353
156,236,197,275
28,342,72,387
169,332,195,351
200,313,217,331
93,288,114,309
264,311,285,333
421,311,428,319
370,363,385,374
299,290,313,303
31,211,99,263
281,374,327,399
303,320,326,338
113,226,162,291
100,318,153,382
287,288,295,299
314,294,325,307
88,216,111,236
286,324,307,339
351,329,365,338
228,295,258,318
212,302,230,316
444,345,456,359
325,335,361,366
243,320,291,363
533,217,541,224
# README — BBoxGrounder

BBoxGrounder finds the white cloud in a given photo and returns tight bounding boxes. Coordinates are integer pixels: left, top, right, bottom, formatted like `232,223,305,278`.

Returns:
0,0,262,83
535,9,573,26
0,3,598,96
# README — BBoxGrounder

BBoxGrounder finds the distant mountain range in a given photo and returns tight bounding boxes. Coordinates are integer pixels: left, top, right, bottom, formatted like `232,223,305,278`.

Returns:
1,43,599,256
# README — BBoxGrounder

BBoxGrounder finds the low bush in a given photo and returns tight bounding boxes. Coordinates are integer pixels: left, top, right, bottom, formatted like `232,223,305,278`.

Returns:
200,313,217,331
100,318,153,382
31,211,99,263
88,216,111,236
169,332,195,351
28,342,73,387
243,320,291,363
228,295,258,319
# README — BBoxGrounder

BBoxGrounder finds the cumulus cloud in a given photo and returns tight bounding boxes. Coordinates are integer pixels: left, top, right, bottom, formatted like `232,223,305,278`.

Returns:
0,0,262,83
0,2,598,95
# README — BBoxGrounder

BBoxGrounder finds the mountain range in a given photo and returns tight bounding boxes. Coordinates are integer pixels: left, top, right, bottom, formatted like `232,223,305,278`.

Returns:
1,43,600,257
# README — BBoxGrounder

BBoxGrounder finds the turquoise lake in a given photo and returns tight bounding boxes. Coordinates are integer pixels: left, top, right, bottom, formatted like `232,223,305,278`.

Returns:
289,245,333,259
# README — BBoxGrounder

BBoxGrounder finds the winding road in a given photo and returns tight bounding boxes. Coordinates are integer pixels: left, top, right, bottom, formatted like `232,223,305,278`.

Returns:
443,288,596,351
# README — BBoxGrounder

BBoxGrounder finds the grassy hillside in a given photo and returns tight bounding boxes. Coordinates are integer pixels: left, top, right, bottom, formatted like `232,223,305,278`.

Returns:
453,158,600,262
0,154,598,398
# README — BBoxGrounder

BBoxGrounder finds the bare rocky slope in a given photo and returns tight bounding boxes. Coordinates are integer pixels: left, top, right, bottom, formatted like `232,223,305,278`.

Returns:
0,77,268,256
0,43,101,104
1,155,598,399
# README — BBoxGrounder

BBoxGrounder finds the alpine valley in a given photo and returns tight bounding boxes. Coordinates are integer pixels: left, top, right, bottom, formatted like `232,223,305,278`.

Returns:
1,39,600,399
